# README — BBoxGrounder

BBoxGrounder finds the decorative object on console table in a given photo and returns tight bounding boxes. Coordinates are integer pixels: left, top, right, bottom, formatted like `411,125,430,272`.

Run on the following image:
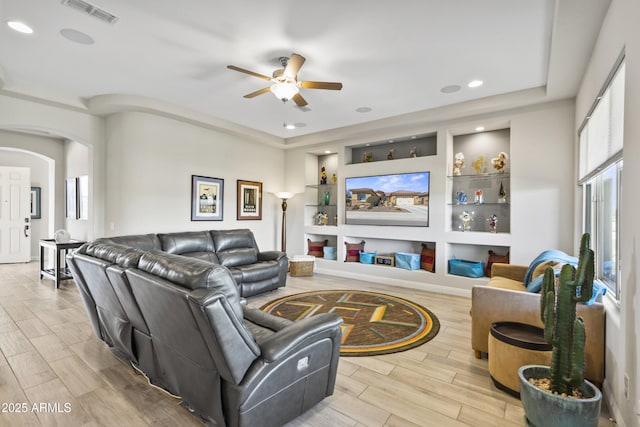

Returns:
345,240,366,262
237,180,262,220
485,249,509,276
274,192,295,252
191,175,224,221
30,187,41,219
420,243,436,273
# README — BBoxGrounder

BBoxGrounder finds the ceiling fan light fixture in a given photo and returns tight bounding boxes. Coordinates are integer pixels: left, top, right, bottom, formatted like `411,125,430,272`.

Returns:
270,82,299,102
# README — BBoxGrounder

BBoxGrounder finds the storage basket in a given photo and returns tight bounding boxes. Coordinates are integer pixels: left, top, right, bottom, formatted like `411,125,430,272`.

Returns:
323,246,337,260
289,255,315,277
395,252,421,270
359,252,376,264
448,258,484,278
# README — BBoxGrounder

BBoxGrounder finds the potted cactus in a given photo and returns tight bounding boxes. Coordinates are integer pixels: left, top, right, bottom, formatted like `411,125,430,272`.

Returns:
518,233,602,427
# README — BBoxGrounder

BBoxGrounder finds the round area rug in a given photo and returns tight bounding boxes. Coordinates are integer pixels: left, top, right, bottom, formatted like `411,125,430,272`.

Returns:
261,290,440,356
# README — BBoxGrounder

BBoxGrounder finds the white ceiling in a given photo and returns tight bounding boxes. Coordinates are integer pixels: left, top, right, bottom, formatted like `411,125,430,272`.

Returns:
0,0,610,143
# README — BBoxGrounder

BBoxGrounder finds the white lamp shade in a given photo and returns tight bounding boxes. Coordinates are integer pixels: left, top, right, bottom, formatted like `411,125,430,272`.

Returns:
270,83,299,101
274,192,295,200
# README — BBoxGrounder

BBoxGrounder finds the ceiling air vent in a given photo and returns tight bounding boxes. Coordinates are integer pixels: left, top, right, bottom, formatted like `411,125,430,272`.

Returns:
61,0,119,24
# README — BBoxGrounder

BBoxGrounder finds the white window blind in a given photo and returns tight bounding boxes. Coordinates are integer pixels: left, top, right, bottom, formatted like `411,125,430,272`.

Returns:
579,61,625,180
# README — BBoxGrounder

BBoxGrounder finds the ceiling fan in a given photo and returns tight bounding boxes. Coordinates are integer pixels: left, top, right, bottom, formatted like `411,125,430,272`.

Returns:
227,53,343,107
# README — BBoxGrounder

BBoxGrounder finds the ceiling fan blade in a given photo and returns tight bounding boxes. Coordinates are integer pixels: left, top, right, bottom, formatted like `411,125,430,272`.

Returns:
243,87,272,98
292,93,308,107
227,65,272,81
299,81,343,90
284,53,305,79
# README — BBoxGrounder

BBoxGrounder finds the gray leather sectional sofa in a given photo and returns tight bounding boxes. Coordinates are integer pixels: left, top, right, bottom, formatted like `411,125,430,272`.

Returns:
67,229,343,426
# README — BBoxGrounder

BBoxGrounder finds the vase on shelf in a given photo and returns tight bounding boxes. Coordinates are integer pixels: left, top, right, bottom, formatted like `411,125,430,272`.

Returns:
324,191,330,205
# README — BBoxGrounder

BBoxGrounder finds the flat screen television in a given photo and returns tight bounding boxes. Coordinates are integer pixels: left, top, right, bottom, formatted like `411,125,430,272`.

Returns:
345,171,430,226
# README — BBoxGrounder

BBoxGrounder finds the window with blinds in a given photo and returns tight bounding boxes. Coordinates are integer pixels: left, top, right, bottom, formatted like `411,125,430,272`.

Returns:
579,55,625,299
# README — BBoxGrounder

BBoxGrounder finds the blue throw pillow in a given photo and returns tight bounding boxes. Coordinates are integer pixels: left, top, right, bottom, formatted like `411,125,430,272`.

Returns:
526,274,545,293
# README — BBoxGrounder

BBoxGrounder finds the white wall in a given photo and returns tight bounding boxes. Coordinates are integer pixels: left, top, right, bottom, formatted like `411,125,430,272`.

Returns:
103,111,285,250
0,130,64,256
576,0,639,425
0,94,106,240
65,140,90,241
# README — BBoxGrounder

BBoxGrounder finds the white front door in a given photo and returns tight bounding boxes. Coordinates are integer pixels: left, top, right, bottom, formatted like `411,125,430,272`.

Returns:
0,167,31,263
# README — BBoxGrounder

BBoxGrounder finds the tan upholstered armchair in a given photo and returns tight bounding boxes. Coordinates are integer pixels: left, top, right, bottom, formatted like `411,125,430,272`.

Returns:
471,263,605,387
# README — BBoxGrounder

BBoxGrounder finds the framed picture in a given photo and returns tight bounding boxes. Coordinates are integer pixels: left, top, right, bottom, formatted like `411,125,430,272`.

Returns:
237,180,262,220
66,177,78,219
78,175,89,220
191,175,224,221
30,187,41,219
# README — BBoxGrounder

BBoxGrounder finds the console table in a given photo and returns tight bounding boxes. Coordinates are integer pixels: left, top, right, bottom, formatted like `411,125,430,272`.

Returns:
39,239,85,288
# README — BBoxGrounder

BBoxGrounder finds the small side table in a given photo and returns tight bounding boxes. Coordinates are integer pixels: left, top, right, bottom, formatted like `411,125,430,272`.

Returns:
488,322,552,397
39,239,85,288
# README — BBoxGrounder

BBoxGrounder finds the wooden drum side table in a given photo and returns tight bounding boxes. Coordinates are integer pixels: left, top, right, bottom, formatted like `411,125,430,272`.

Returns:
488,321,552,397
39,239,85,288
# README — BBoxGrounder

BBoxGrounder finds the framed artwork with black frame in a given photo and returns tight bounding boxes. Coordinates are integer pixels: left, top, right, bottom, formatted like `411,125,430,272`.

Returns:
30,187,41,219
65,178,78,219
237,180,262,220
191,175,224,221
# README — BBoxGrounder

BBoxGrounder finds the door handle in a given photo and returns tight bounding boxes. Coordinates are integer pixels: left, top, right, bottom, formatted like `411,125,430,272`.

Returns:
24,224,30,237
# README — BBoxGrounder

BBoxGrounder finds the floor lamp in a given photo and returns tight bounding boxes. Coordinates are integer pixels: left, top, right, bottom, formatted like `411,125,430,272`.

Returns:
274,192,295,253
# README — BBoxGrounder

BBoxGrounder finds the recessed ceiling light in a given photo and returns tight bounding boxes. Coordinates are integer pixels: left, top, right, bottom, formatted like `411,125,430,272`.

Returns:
388,140,395,143
365,143,371,147
475,126,485,132
324,150,331,154
7,20,34,34
284,123,295,130
356,107,372,113
440,85,461,94
468,80,483,88
60,28,95,45
411,136,417,139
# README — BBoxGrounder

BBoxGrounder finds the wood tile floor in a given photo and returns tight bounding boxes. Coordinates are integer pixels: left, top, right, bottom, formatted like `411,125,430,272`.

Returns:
0,262,614,426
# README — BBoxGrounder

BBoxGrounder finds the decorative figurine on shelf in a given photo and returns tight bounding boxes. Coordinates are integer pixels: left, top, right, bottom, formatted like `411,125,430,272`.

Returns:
459,210,474,231
456,191,468,205
331,173,337,184
474,189,484,204
491,151,509,173
387,148,395,160
409,146,418,158
320,212,328,225
320,165,328,184
498,181,507,203
472,155,487,174
453,152,465,176
487,214,498,233
363,152,374,162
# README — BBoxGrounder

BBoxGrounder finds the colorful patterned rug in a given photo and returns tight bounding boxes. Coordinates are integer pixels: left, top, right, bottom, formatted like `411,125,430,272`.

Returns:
261,290,440,356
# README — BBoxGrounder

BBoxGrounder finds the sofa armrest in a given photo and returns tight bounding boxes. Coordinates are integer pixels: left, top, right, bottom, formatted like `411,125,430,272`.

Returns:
490,263,528,280
258,313,343,362
258,251,286,262
471,284,605,386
